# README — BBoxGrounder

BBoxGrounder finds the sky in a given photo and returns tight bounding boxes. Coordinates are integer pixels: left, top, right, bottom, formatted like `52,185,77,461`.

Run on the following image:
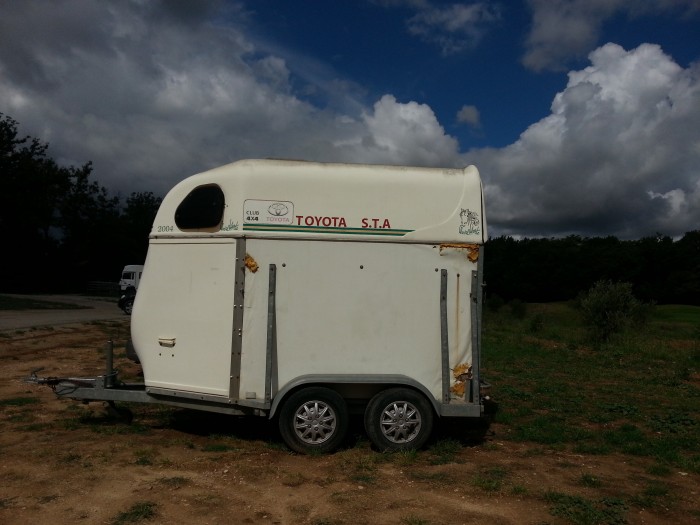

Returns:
1,0,699,239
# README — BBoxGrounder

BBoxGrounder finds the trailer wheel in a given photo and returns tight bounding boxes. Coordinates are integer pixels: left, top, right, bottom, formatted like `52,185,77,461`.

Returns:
278,387,349,454
364,388,434,452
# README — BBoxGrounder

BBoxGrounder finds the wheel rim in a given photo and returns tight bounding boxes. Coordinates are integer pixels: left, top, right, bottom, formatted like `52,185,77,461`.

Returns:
293,400,337,445
380,401,421,444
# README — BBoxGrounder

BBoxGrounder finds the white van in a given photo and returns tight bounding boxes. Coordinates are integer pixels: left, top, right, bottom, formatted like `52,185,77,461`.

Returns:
33,159,489,454
119,265,144,292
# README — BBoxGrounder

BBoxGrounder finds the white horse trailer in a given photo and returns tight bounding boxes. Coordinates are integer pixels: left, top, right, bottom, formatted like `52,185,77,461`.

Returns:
29,159,490,453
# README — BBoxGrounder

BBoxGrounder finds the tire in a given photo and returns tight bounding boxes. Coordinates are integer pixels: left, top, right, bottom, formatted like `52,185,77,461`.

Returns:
122,298,134,315
278,387,349,454
364,388,434,452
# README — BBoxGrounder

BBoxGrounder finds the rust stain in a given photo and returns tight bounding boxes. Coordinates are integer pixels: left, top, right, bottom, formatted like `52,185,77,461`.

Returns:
450,363,473,397
439,243,480,262
244,253,259,273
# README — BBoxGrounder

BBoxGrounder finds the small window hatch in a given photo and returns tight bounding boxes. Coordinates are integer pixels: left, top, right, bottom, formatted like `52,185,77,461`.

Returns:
175,184,225,230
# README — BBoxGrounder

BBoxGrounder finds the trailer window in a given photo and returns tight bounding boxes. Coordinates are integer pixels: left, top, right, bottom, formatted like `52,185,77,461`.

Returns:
175,184,225,230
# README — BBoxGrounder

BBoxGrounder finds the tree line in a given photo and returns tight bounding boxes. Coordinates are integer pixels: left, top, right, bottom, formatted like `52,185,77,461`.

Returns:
1,113,698,303
484,233,700,305
0,114,160,292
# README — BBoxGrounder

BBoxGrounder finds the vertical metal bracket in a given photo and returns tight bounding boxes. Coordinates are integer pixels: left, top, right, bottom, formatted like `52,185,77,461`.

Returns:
229,238,246,402
105,339,115,388
469,246,485,404
440,269,450,404
265,264,277,404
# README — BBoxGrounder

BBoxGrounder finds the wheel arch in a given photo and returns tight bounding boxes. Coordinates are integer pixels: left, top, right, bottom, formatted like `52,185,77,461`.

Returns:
269,374,439,418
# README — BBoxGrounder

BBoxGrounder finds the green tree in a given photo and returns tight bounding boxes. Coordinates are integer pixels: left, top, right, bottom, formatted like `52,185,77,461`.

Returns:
0,114,73,290
0,114,161,292
57,162,122,286
670,231,700,305
121,191,162,263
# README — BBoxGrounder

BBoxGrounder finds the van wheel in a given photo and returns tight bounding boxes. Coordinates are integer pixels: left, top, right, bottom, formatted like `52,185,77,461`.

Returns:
278,387,349,454
123,299,134,315
364,388,434,452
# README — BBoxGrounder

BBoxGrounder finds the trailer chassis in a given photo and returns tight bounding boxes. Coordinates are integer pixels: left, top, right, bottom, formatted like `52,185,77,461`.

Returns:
25,340,257,417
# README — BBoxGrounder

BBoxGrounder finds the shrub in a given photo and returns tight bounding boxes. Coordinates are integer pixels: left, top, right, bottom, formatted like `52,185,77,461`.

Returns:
529,313,544,333
486,294,504,312
508,299,527,319
578,280,651,343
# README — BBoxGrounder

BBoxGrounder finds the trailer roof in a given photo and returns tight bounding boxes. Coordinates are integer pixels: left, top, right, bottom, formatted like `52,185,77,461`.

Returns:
152,159,486,244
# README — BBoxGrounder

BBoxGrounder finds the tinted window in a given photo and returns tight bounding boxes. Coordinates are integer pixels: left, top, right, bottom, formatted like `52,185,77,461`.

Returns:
175,185,225,230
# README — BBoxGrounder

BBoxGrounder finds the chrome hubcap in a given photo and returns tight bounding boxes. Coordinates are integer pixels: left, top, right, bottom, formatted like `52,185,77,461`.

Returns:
294,400,336,445
380,401,421,443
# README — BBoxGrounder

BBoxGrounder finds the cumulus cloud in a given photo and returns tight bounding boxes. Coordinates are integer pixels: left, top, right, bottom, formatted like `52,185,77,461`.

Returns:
341,95,462,166
456,105,481,128
373,0,500,54
523,0,700,71
468,43,700,238
1,2,698,239
406,2,501,54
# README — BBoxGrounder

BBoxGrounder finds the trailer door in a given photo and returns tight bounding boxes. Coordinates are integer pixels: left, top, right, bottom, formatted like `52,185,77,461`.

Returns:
132,238,236,398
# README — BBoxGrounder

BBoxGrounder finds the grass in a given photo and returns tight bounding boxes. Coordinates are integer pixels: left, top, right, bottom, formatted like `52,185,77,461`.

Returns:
427,438,462,465
472,466,508,492
544,492,627,525
0,497,17,509
645,463,672,476
59,453,83,464
201,442,236,452
110,501,158,524
483,303,700,474
408,469,454,486
349,456,379,484
629,480,671,509
0,396,40,407
389,449,420,466
282,472,308,487
400,516,430,525
578,474,603,488
133,448,157,465
482,302,700,523
55,406,150,434
289,504,311,519
157,476,190,488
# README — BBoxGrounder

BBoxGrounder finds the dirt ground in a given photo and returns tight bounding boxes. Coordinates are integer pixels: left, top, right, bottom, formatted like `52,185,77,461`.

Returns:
1,321,699,525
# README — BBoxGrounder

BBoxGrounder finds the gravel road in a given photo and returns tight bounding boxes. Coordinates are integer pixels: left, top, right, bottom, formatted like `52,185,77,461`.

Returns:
0,295,126,331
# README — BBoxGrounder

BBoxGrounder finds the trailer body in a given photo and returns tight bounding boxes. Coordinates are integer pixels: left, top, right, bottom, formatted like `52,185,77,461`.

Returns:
36,159,489,453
